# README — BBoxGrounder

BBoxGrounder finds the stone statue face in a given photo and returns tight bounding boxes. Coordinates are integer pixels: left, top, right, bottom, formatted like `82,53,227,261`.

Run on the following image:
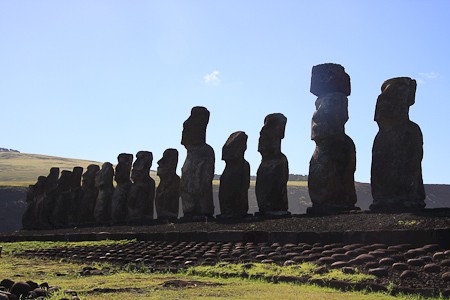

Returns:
258,114,286,157
311,93,348,141
95,163,114,186
375,77,416,124
157,149,178,176
82,164,100,188
222,131,247,161
115,153,133,184
181,107,209,147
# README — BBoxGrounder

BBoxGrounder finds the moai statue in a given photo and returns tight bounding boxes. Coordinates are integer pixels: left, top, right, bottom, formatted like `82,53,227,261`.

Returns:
218,131,250,218
69,166,83,225
255,114,289,216
42,167,60,228
307,63,358,214
29,176,47,229
180,106,215,219
94,162,115,225
51,170,73,228
127,151,155,223
111,153,133,224
370,77,425,211
155,149,180,221
78,164,100,225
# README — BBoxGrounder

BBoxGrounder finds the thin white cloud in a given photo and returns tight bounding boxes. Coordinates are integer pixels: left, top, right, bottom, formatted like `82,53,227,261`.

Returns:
204,70,221,86
418,72,439,79
416,78,425,85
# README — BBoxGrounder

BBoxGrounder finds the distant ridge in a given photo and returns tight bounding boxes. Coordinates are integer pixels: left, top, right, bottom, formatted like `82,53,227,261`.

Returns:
0,148,20,153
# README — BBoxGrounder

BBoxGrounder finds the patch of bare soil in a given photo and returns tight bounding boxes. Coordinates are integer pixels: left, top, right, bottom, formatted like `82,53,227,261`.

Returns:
161,279,224,289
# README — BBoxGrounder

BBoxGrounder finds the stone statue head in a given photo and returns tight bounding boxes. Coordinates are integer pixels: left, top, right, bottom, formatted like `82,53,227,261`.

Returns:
45,167,60,192
310,63,351,97
131,151,153,182
181,106,210,147
95,162,114,187
71,167,83,188
157,148,178,177
58,170,73,191
222,131,248,161
258,113,287,157
82,164,100,189
375,77,416,124
115,153,133,184
311,93,348,141
35,176,47,194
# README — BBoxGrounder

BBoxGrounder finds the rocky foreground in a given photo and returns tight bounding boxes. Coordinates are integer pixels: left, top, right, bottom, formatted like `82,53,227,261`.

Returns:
14,240,450,298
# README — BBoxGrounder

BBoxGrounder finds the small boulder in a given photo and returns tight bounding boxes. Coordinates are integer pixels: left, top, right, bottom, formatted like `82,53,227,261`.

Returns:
368,267,389,277
10,282,31,299
400,270,418,280
423,263,440,273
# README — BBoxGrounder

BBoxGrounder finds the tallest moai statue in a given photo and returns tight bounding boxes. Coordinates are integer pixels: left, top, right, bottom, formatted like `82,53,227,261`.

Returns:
307,63,358,214
180,106,215,219
370,77,425,211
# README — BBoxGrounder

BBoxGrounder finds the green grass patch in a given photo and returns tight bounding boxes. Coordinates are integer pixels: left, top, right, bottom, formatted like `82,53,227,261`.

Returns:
397,220,422,226
186,262,374,283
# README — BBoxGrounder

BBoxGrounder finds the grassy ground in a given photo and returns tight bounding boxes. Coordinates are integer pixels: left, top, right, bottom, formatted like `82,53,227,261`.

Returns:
0,241,440,300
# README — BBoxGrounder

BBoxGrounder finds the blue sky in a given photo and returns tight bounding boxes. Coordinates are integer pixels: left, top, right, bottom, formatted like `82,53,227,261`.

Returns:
1,1,450,184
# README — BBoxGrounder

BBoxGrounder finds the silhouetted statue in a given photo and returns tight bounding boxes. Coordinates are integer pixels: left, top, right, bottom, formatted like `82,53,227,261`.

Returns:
256,113,289,216
29,176,47,229
370,77,425,211
69,166,83,225
180,106,215,219
94,162,114,224
307,63,358,214
219,131,250,218
52,170,73,227
78,164,100,225
111,153,133,223
155,149,180,221
42,167,60,228
127,151,155,223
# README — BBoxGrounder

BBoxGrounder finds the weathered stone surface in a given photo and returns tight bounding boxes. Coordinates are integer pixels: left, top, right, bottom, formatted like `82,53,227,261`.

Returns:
180,107,215,218
51,170,73,227
69,167,83,225
256,113,289,215
78,164,100,224
111,153,133,223
307,64,358,214
370,77,425,211
41,168,60,228
155,149,180,220
127,151,155,223
94,162,114,224
310,63,351,97
219,131,250,218
368,267,389,277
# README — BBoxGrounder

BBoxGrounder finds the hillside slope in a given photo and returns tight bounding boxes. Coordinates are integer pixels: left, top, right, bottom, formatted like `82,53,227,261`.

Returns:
0,152,102,186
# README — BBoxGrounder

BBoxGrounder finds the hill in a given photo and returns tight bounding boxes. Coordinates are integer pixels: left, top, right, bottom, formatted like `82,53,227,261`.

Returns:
0,152,103,186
